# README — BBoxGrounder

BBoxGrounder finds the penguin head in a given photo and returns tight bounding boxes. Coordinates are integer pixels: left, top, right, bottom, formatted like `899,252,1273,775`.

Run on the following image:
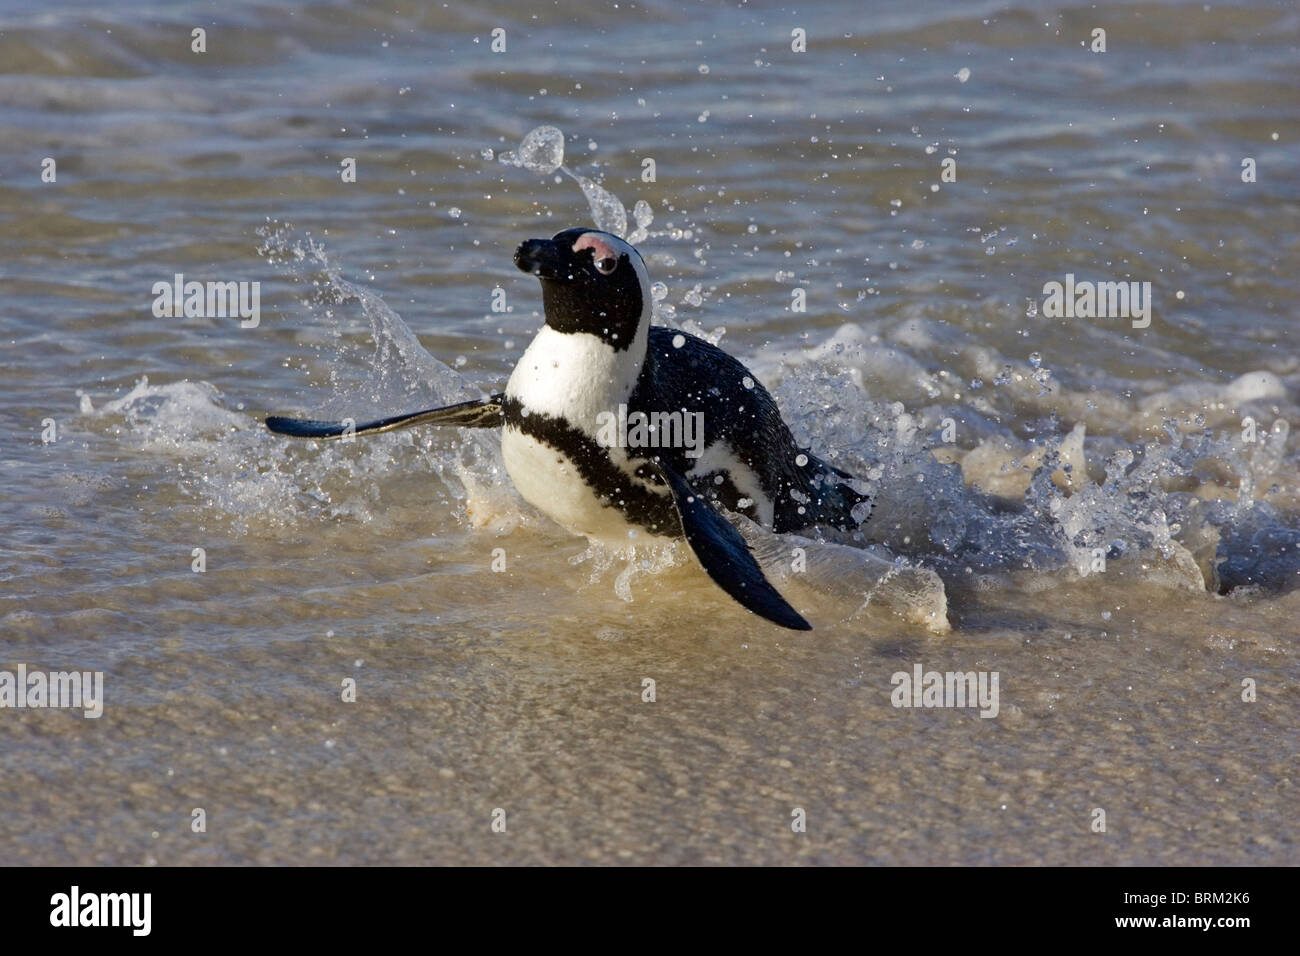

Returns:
514,228,650,352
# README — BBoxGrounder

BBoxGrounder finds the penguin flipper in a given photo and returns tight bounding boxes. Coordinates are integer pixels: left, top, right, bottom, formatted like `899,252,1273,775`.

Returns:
266,395,504,439
648,459,812,631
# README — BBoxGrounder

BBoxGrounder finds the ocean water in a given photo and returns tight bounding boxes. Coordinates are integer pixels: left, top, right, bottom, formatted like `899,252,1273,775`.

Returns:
0,0,1296,865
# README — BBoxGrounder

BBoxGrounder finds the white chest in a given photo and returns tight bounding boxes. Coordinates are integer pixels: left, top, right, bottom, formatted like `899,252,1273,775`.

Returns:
505,326,641,428
502,325,666,544
501,427,652,544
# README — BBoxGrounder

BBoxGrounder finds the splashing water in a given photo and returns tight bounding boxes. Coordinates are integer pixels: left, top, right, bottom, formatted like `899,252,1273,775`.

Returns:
756,330,1300,602
137,137,1290,623
498,125,654,242
627,199,654,245
76,225,519,539
497,126,706,344
498,125,565,174
255,222,473,411
78,134,1297,626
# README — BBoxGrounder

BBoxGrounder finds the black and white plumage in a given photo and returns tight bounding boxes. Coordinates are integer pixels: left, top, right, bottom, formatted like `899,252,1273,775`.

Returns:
267,227,870,630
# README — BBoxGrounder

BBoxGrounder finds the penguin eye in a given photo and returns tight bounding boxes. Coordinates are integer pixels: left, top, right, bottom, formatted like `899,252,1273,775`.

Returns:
593,254,618,275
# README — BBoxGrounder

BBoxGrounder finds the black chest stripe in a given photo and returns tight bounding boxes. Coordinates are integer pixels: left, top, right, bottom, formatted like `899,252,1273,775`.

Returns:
502,396,683,537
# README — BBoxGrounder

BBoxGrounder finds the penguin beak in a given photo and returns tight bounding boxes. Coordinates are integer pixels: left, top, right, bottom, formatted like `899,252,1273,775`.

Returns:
514,238,571,280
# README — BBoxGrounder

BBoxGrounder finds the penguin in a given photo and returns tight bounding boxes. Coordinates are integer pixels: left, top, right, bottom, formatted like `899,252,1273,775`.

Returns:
267,227,870,630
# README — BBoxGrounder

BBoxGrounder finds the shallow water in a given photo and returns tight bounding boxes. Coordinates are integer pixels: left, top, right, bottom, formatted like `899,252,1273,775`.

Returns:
1,0,1297,865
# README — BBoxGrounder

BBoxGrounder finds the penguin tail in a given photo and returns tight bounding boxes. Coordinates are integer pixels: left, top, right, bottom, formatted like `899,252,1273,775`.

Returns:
811,476,872,531
782,456,872,533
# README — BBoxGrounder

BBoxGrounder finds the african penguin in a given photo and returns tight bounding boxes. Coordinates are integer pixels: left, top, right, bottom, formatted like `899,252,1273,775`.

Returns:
267,228,871,630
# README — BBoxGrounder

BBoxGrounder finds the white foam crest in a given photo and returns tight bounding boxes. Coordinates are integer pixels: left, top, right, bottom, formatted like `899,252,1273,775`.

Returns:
77,372,480,536
758,324,1300,597
81,376,246,447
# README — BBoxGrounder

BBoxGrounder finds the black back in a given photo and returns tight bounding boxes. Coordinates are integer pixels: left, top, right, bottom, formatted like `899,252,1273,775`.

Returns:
626,327,868,533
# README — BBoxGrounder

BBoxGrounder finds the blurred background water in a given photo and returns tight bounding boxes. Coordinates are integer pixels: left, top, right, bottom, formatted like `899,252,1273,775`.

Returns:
0,0,1296,864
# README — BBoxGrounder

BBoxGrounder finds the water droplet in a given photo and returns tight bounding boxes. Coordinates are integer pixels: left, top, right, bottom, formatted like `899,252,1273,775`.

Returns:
507,125,565,174
576,175,627,237
632,199,653,231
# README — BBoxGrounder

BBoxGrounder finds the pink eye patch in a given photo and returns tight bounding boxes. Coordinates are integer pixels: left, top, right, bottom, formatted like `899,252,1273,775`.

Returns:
573,234,617,261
